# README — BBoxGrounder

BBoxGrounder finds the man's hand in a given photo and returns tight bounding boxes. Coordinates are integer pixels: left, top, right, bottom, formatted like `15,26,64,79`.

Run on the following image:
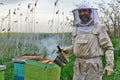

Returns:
56,48,68,54
103,65,114,76
57,46,72,54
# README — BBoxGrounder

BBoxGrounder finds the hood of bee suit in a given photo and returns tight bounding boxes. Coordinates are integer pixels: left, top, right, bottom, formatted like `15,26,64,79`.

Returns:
72,2,100,26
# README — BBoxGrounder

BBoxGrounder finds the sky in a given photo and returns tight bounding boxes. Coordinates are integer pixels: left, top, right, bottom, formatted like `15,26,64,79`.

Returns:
0,0,110,33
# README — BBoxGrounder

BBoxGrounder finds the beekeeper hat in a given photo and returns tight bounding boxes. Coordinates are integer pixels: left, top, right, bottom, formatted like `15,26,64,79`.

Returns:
72,2,100,26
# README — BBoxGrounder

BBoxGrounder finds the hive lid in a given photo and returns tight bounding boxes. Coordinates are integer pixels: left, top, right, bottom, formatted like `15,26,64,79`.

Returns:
12,57,26,63
0,65,6,70
12,55,40,63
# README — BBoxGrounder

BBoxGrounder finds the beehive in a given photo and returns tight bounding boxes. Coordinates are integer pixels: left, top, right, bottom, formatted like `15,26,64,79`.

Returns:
24,58,61,80
0,65,6,80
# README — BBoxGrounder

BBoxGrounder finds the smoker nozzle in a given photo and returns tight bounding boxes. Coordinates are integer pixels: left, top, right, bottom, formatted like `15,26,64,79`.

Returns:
57,45,62,53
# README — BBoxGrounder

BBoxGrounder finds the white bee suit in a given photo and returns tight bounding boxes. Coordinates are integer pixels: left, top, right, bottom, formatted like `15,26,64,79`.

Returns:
63,2,114,80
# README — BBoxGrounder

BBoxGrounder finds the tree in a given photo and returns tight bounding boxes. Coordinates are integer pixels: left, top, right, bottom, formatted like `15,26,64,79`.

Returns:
97,0,120,38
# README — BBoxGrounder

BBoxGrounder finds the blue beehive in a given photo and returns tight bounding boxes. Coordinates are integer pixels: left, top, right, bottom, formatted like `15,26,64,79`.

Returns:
12,56,26,80
14,63,24,80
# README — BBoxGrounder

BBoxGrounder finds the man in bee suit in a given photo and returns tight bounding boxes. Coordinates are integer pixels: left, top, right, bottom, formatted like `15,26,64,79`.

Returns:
63,2,114,80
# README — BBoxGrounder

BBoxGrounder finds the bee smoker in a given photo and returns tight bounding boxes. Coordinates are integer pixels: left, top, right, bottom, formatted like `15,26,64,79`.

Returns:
53,46,69,68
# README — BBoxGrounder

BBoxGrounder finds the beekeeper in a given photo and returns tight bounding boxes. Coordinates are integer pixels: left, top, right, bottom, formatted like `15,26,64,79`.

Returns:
63,2,114,80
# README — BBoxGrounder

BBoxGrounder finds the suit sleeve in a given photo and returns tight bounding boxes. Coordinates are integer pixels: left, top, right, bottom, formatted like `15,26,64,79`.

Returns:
98,24,114,69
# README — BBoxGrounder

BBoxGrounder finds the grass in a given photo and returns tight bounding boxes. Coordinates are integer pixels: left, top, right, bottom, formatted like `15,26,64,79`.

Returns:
0,33,119,80
0,33,72,80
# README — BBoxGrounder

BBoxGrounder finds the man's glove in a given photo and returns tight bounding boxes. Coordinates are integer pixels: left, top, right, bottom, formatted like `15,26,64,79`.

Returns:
56,48,68,54
57,46,73,54
62,46,73,54
103,65,114,76
103,50,114,76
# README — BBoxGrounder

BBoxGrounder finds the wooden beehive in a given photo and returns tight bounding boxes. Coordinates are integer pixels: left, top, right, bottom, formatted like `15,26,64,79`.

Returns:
0,65,6,80
24,58,61,80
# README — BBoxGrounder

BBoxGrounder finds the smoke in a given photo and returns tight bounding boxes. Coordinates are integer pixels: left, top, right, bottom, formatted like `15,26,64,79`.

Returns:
33,36,59,60
0,33,71,60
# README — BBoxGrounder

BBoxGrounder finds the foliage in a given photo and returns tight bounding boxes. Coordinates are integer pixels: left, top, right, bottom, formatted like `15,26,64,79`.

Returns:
0,33,120,80
97,0,120,38
0,33,71,80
